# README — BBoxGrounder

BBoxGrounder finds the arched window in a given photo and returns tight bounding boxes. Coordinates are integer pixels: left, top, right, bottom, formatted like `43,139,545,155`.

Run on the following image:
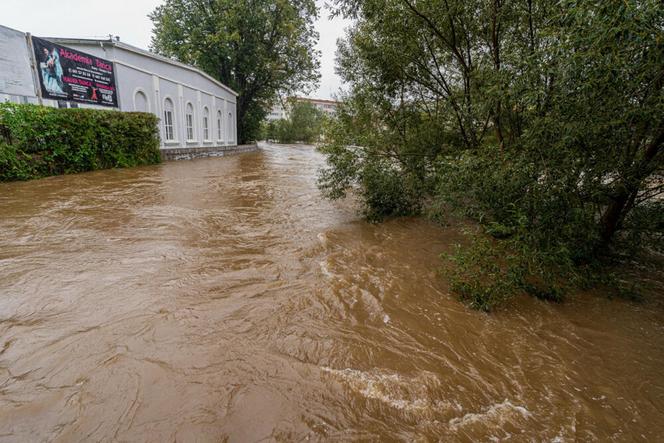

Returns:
163,97,175,141
227,111,234,143
202,106,210,141
217,110,223,141
185,102,195,141
134,90,149,112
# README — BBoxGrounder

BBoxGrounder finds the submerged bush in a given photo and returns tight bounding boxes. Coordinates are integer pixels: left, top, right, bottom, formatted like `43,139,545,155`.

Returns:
0,103,161,182
320,0,664,309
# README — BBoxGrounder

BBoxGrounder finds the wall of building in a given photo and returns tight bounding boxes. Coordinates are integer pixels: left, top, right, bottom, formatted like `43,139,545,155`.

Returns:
0,25,238,153
56,41,237,150
300,98,339,117
0,24,39,104
267,102,288,121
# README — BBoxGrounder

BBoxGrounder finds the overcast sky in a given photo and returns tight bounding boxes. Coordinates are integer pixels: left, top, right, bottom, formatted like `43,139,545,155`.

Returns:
0,0,349,100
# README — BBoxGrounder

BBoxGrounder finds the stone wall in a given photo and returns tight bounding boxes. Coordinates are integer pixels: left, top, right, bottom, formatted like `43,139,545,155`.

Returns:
160,143,259,161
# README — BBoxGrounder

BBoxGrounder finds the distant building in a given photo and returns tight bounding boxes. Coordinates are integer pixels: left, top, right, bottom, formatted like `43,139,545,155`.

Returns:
266,97,340,121
0,24,238,152
297,97,340,117
267,101,288,121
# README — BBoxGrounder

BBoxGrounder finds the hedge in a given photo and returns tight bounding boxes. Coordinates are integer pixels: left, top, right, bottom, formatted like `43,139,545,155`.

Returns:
0,103,161,182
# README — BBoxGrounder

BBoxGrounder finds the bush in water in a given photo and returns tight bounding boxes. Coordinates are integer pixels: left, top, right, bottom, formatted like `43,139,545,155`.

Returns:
319,0,664,309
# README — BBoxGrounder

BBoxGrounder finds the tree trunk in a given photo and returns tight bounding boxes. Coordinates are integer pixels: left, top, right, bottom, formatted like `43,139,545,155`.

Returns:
236,98,248,145
599,188,636,244
599,125,663,245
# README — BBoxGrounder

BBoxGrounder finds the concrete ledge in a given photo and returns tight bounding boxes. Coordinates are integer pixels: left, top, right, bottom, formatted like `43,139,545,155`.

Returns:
160,143,259,161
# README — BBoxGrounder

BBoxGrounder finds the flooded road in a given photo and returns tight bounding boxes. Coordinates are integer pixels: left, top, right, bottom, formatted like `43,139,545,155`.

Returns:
0,143,663,441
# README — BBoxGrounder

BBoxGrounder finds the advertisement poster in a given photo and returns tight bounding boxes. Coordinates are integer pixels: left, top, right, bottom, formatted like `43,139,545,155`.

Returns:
32,36,118,107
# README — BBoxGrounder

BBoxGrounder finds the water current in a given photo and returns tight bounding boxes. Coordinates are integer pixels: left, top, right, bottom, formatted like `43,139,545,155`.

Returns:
0,143,663,441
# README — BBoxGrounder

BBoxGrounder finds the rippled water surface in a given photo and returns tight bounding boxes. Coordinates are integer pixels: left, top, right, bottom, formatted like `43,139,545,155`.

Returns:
1,144,663,441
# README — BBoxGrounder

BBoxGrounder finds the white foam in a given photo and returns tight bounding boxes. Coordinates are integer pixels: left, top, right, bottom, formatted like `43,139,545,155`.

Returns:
448,399,531,431
319,260,333,277
321,367,442,413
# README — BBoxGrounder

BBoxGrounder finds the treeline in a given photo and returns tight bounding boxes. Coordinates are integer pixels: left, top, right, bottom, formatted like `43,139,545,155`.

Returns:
0,103,161,182
262,100,326,144
319,0,664,310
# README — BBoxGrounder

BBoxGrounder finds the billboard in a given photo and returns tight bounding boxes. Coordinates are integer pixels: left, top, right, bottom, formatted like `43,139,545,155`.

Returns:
31,36,118,107
0,25,37,98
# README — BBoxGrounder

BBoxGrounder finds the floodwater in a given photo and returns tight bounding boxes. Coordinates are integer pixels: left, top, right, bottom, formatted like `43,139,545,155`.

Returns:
0,143,663,442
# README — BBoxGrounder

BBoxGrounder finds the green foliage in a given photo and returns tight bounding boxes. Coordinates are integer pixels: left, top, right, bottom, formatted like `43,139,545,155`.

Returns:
318,92,448,221
358,159,423,222
150,0,321,144
321,0,664,309
264,100,326,144
318,117,425,221
446,231,576,311
446,237,524,312
268,119,293,143
0,103,161,182
0,141,33,181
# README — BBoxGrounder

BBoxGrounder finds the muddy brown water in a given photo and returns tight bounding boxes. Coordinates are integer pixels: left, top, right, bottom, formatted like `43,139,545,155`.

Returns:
0,143,663,442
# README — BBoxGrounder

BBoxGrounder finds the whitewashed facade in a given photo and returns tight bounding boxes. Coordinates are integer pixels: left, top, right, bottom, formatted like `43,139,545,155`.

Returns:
50,38,238,150
0,24,39,104
0,24,238,151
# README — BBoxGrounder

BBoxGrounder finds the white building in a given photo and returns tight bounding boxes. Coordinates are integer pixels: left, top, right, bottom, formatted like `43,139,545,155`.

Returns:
0,24,238,152
267,101,288,121
301,97,340,117
266,97,340,122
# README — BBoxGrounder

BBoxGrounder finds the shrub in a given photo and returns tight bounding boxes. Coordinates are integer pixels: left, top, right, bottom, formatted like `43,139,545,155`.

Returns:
0,103,161,182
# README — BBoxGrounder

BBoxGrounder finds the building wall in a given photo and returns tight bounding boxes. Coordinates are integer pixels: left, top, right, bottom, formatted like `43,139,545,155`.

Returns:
0,25,238,151
58,41,237,150
5,37,237,150
300,98,339,117
267,102,287,121
0,24,38,103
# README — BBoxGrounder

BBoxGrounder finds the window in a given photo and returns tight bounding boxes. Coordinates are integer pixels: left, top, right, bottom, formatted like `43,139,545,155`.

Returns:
185,102,195,141
203,107,210,140
227,111,234,143
134,90,149,112
217,110,223,140
163,98,175,141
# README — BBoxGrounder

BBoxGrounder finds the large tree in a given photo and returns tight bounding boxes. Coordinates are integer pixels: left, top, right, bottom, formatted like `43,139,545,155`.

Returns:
149,0,321,143
320,0,664,309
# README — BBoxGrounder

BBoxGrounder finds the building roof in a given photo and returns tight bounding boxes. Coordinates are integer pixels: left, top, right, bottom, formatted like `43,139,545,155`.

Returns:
42,36,238,97
0,23,24,34
296,97,341,105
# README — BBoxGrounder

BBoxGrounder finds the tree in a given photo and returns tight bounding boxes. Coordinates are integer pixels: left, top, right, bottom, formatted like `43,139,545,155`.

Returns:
263,100,326,144
150,0,321,144
320,0,664,309
287,100,326,143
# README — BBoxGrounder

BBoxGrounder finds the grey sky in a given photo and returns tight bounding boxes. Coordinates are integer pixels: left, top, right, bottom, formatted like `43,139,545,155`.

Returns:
314,1,351,100
0,0,349,100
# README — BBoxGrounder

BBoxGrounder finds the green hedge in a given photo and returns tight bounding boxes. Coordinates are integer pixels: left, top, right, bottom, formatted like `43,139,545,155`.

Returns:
0,103,161,182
